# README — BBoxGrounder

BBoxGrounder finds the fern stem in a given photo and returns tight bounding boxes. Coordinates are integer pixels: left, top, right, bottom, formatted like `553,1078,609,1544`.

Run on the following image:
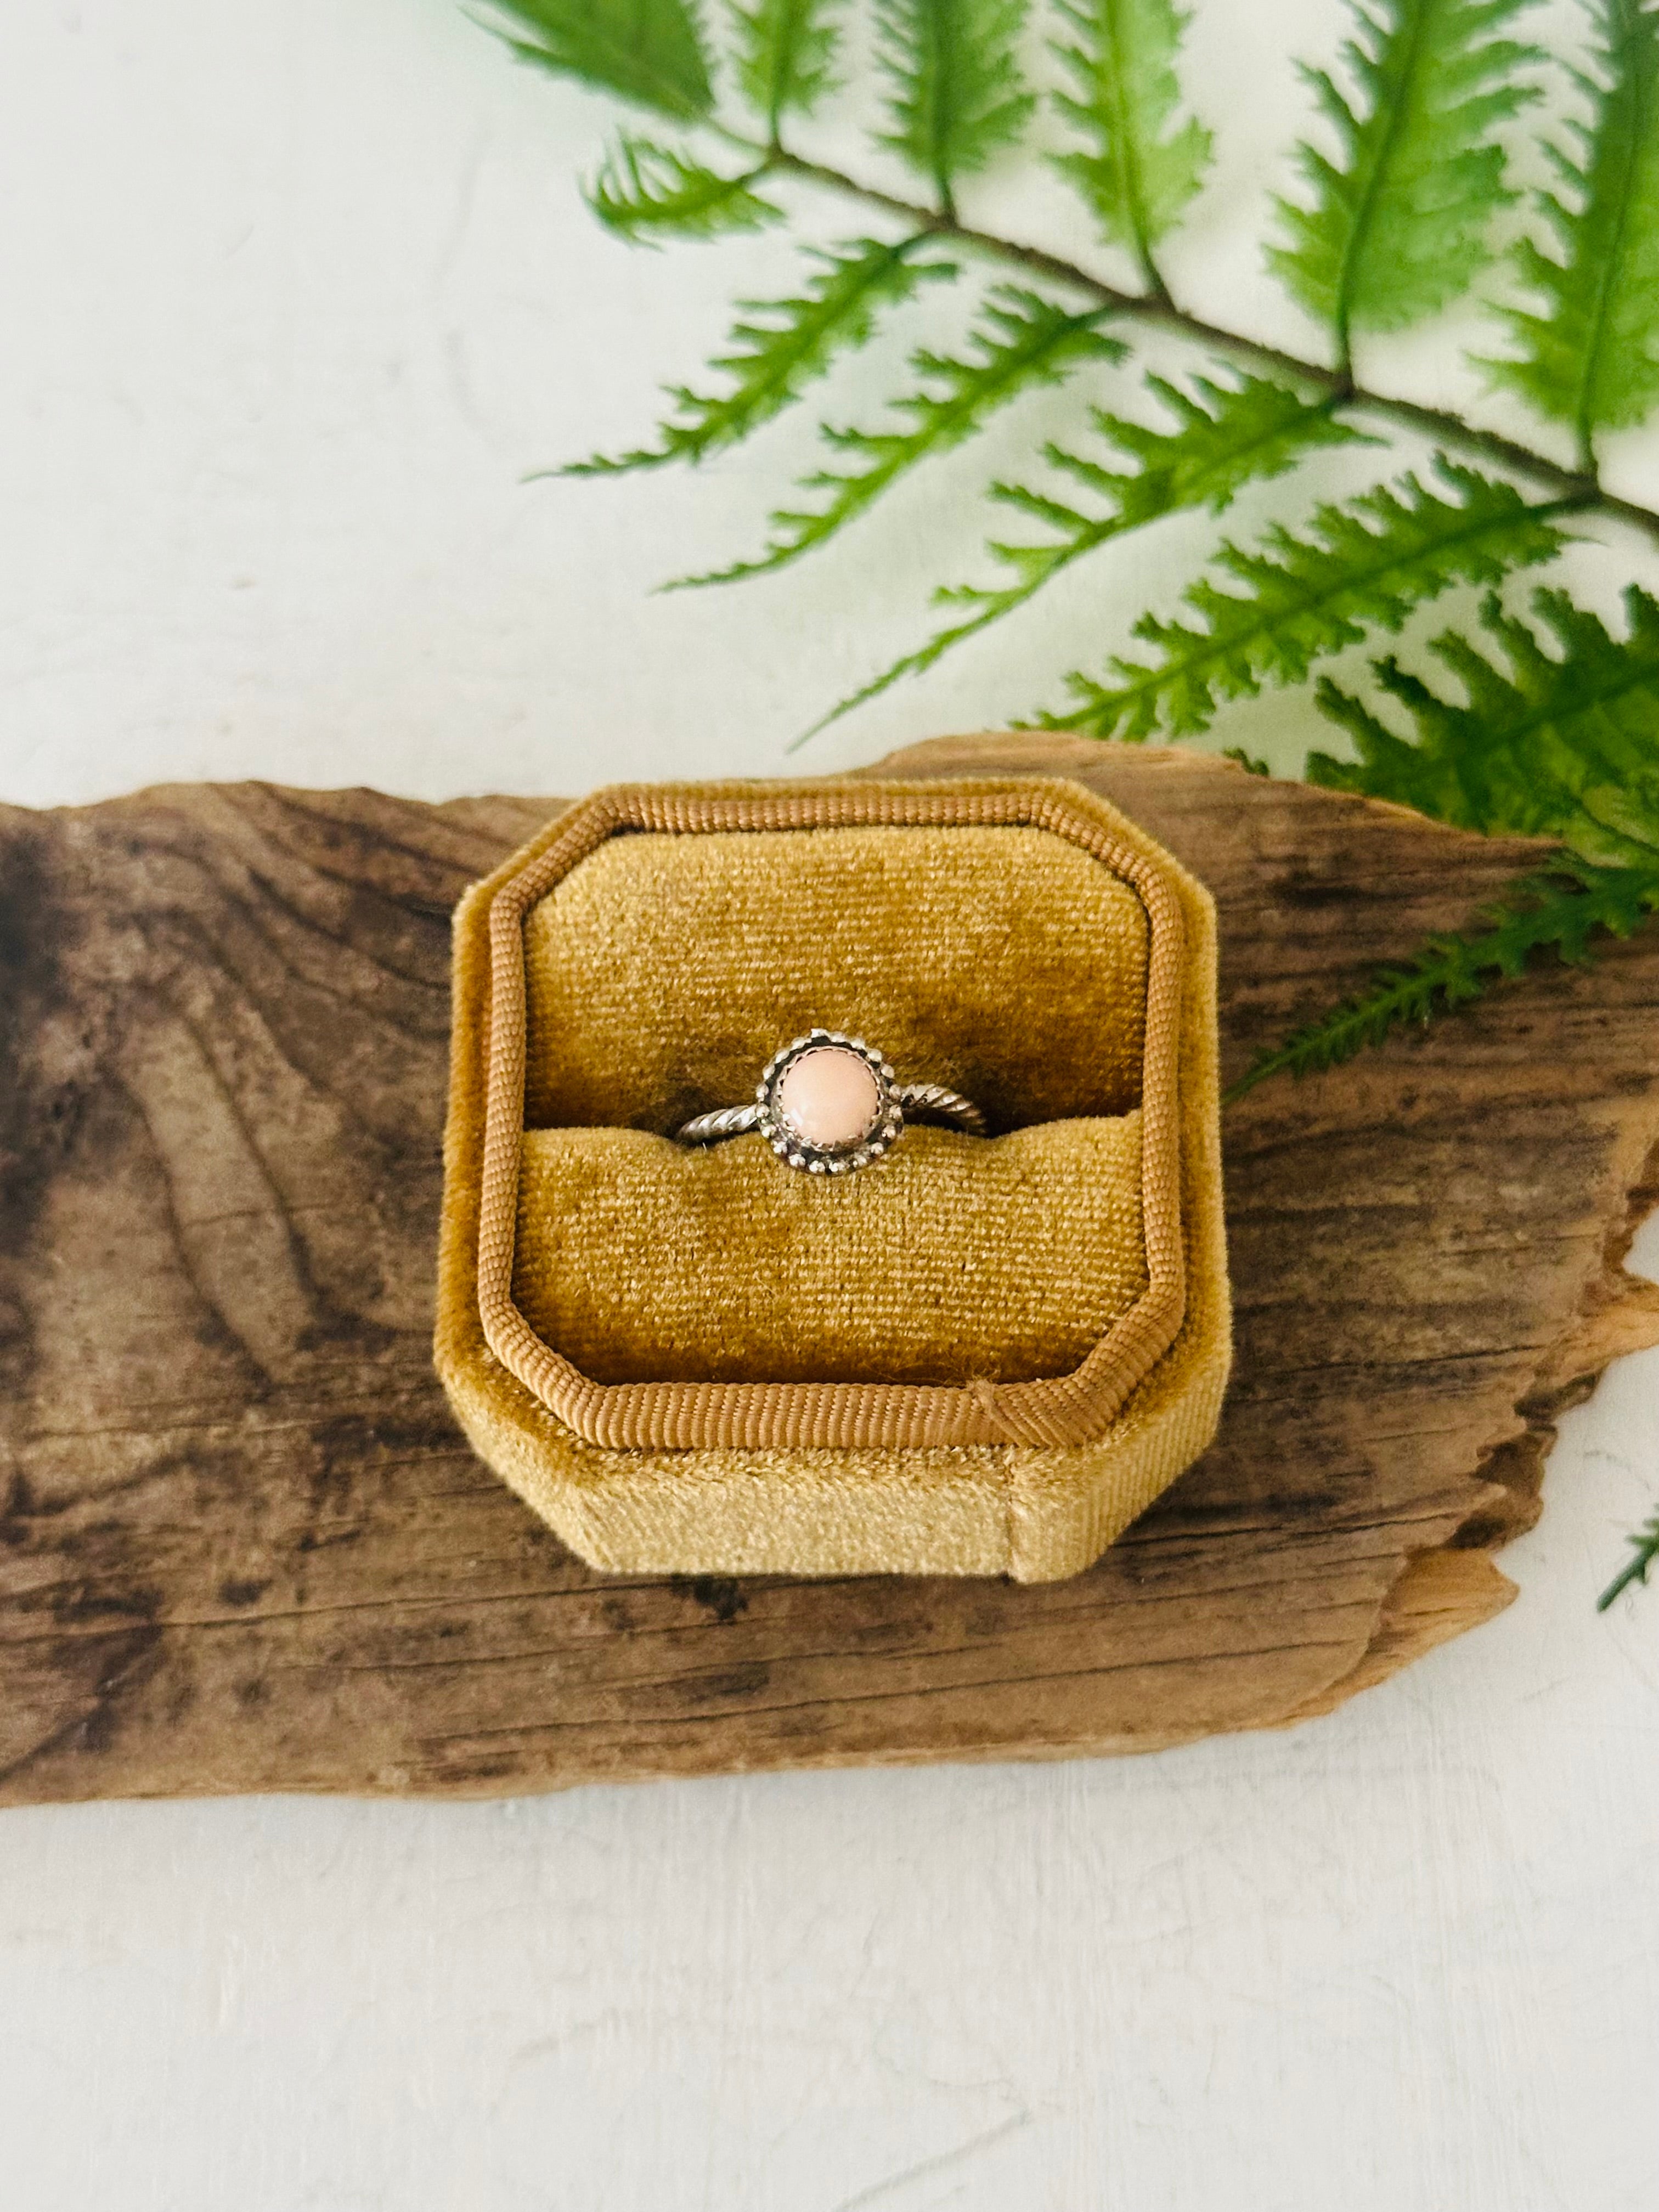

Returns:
747,139,1659,551
1566,0,1657,478
1141,249,1173,309
921,0,958,224
1326,0,1435,386
1096,0,1159,292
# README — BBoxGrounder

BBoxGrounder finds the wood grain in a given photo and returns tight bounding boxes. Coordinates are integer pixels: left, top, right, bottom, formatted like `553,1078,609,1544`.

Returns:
3,736,1657,1804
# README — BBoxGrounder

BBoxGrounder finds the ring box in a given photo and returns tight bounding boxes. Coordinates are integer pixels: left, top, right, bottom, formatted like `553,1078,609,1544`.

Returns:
435,774,1230,1582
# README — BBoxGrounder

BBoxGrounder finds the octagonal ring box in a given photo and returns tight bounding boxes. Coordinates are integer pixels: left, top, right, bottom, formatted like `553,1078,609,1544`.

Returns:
435,774,1231,1583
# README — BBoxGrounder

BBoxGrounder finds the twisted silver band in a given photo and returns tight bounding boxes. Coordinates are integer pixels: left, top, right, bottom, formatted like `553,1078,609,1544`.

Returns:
677,1082,985,1147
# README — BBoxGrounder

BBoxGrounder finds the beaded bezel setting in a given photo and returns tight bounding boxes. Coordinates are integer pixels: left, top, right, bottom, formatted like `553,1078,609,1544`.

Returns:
755,1029,902,1175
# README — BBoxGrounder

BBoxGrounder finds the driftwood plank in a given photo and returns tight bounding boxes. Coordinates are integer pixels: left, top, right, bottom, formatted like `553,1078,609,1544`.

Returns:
2,736,1657,1804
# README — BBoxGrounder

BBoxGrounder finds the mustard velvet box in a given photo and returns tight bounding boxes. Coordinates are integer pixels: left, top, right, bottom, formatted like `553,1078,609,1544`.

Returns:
435,773,1231,1583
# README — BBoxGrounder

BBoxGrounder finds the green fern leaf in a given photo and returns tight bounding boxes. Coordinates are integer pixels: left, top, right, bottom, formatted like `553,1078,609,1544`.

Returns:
1599,1499,1659,1609
805,370,1370,727
585,135,783,241
561,236,956,475
875,0,1035,207
1308,584,1659,864
1041,460,1578,740
730,0,844,127
1225,854,1659,1099
669,287,1124,586
486,0,714,120
1050,0,1213,270
1489,0,1659,458
1268,0,1541,350
1233,586,1659,1104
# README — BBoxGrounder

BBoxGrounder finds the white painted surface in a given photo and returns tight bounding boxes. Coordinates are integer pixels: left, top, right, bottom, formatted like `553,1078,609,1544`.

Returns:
3,4,1658,2207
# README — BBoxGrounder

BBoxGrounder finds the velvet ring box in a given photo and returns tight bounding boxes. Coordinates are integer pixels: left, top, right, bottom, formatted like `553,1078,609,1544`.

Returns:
435,774,1231,1582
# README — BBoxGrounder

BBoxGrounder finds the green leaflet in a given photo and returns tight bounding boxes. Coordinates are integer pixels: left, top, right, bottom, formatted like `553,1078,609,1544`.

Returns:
1307,584,1659,863
730,0,844,127
1268,0,1541,350
585,136,783,241
1224,853,1659,1099
1050,0,1213,269
562,237,956,475
1040,460,1577,740
670,288,1124,587
1246,585,1659,1108
488,0,713,120
1600,1501,1659,1608
875,0,1035,206
1234,582,1659,1099
1490,0,1659,457
806,370,1369,730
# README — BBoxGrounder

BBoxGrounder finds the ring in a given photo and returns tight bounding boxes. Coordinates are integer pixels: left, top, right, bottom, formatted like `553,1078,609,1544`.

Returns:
674,1029,986,1175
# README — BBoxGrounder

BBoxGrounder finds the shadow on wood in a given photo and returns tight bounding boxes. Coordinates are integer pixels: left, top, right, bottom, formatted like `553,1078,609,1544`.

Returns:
2,736,1657,1803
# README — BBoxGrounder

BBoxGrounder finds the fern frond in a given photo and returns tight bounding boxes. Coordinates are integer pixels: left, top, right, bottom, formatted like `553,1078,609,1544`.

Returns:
1040,460,1577,740
1308,585,1659,864
875,0,1035,207
729,0,844,128
670,288,1124,586
1050,0,1213,270
1489,0,1659,460
585,135,782,241
486,0,714,120
806,370,1370,727
562,236,956,475
1226,854,1659,1099
1269,0,1541,351
1599,1500,1659,1609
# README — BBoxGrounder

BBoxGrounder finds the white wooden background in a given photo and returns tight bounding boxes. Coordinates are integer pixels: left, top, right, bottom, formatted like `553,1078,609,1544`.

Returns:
3,4,1657,2206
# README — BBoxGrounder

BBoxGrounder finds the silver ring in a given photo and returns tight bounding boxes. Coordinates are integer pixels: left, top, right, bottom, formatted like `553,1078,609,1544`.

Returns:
674,1029,985,1175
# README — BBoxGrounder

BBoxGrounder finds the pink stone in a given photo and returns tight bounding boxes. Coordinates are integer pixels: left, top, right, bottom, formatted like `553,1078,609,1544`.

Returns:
776,1046,881,1150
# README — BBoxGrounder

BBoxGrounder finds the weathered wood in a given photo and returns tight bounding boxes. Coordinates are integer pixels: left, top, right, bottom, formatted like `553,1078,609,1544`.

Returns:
2,736,1656,1804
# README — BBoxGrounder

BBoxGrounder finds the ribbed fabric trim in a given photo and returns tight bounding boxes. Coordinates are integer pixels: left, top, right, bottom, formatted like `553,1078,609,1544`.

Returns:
476,781,1187,1453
